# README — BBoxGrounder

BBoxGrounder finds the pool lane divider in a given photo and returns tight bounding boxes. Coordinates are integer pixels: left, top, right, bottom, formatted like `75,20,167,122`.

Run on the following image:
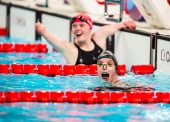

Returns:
0,28,7,36
131,65,154,75
0,43,48,53
0,64,98,75
0,91,169,103
0,64,154,75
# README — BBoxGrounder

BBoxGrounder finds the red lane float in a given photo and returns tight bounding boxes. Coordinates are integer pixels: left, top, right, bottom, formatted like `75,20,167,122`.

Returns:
156,92,170,103
50,91,66,102
23,64,37,74
131,65,154,74
4,91,19,102
11,64,24,74
0,43,2,52
74,65,90,75
79,91,96,104
0,92,5,102
126,92,141,103
0,43,48,53
0,64,10,74
96,91,110,103
36,91,50,102
0,64,156,76
117,64,126,75
15,44,26,52
1,91,169,103
111,91,126,103
20,91,36,102
63,65,76,76
0,64,127,76
0,28,7,36
3,43,14,52
89,64,97,76
37,64,50,76
66,91,80,103
50,65,63,76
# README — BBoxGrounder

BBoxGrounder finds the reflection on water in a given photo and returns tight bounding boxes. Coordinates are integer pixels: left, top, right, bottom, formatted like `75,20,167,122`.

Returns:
0,70,170,92
0,53,66,64
0,103,170,122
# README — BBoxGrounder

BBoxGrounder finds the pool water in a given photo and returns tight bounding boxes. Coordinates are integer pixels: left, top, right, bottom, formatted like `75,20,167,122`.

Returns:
1,48,170,121
0,71,170,92
0,53,66,64
0,102,170,122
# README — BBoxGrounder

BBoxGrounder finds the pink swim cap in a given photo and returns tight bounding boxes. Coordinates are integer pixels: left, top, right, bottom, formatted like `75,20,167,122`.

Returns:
71,13,93,29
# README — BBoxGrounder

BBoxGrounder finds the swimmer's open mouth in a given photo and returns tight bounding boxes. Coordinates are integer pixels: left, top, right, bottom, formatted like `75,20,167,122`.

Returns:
76,34,82,37
76,32,83,37
101,72,109,81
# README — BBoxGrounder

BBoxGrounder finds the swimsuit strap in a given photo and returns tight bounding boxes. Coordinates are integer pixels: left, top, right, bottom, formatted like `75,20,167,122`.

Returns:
74,39,103,65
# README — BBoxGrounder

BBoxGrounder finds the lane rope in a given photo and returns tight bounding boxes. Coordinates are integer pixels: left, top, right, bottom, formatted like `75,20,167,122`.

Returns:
0,91,169,104
0,64,128,76
0,43,48,53
0,64,154,75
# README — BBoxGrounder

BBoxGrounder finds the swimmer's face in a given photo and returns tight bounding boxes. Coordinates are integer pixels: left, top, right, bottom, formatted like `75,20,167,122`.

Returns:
97,58,117,82
71,22,91,42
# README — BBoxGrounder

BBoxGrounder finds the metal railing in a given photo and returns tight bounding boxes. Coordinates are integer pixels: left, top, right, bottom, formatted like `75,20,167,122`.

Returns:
104,0,124,22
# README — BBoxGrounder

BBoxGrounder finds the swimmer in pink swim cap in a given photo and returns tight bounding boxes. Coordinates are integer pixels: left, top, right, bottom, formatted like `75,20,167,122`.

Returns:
70,13,93,29
35,13,136,65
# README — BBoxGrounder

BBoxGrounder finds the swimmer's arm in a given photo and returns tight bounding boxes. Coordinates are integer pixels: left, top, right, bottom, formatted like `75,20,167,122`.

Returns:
35,22,72,53
93,20,136,41
124,81,155,91
92,86,130,91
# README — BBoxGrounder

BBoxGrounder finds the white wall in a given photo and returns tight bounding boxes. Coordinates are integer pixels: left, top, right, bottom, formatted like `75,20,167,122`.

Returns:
114,31,151,70
10,7,36,41
41,14,70,51
157,39,170,74
0,4,7,28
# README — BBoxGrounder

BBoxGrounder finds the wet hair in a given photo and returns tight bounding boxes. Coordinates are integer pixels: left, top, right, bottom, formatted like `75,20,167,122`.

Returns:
97,50,118,70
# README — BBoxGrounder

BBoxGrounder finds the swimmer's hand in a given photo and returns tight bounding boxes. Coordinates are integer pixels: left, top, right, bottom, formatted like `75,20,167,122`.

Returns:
35,21,46,35
123,20,136,30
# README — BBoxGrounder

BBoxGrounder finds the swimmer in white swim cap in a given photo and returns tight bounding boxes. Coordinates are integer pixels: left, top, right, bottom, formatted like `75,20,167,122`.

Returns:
97,50,119,83
94,50,154,91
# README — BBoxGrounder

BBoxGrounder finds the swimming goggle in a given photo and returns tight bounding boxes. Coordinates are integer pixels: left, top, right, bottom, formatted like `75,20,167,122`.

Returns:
71,16,87,24
71,15,93,29
97,62,114,70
